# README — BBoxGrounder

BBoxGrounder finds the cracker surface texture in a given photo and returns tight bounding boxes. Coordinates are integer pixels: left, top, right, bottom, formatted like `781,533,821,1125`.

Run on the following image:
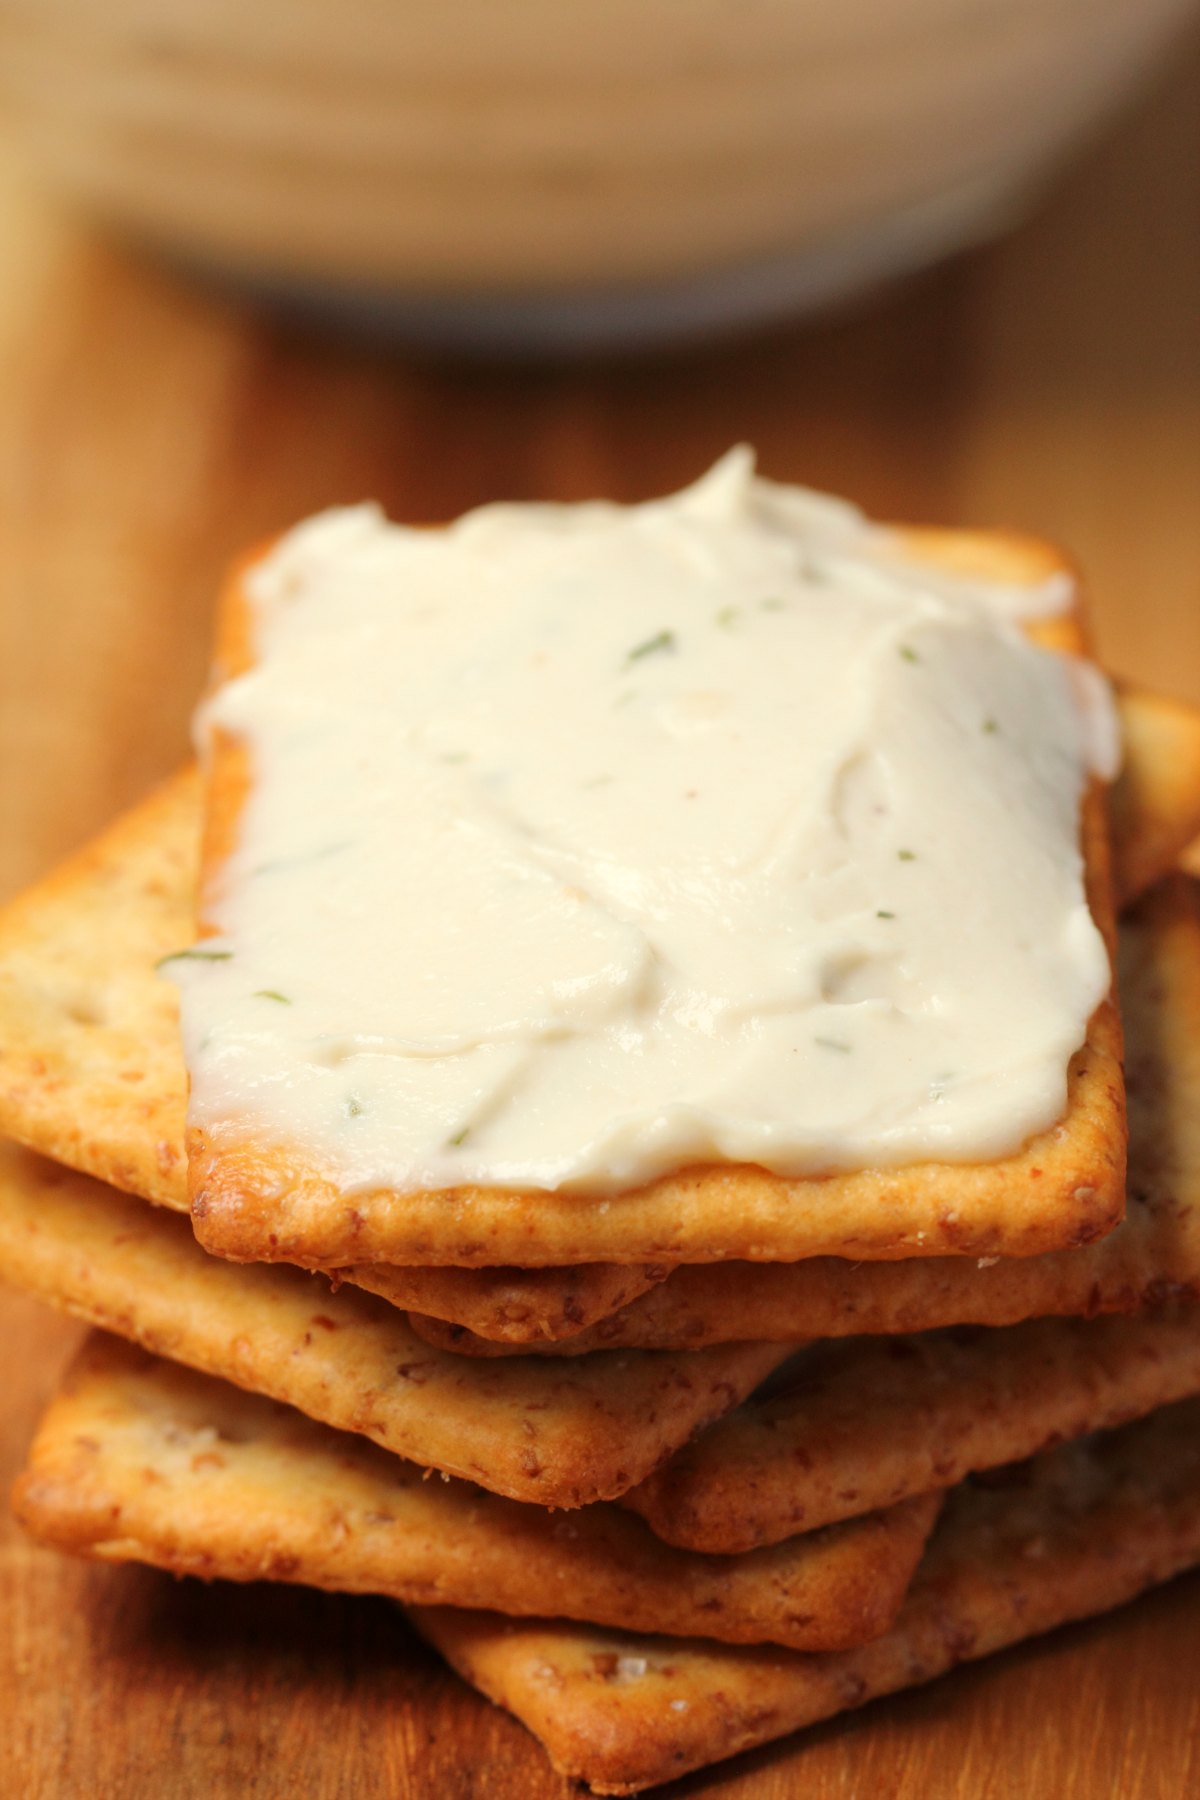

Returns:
14,1334,937,1651
412,1397,1200,1792
0,1140,789,1506
623,1307,1200,1549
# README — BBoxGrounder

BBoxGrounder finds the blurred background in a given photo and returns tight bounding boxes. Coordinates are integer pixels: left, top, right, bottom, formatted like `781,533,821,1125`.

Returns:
0,0,1197,887
0,0,1196,349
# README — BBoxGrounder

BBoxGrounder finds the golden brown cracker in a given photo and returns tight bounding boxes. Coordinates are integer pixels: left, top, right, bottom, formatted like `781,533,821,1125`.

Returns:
411,1396,1200,1792
349,1260,671,1342
424,874,1200,1354
188,529,1125,1270
13,1333,938,1652
0,767,196,1210
0,1140,789,1506
622,1307,1200,1551
190,1033,1124,1267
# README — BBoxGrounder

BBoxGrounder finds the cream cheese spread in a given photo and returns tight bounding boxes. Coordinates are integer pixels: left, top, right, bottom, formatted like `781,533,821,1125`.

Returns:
175,449,1118,1194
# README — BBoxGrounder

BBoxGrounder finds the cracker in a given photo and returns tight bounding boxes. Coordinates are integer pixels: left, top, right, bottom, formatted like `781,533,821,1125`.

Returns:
186,527,1126,1270
348,1260,672,1342
411,1396,1200,1792
424,874,1200,1354
0,767,196,1211
622,1307,1200,1551
13,1333,939,1652
0,1141,789,1506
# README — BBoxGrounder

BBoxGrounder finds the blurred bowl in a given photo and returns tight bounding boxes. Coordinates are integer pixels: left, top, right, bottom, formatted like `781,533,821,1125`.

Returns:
0,0,1195,349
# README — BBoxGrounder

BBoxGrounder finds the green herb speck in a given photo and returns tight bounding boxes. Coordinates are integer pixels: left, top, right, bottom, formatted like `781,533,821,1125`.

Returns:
254,989,292,1005
715,605,740,629
814,1036,853,1054
899,644,920,663
439,750,470,765
898,849,917,862
876,909,896,920
448,1126,471,1147
345,1096,365,1118
626,629,676,665
982,717,1000,735
760,596,786,612
155,947,232,970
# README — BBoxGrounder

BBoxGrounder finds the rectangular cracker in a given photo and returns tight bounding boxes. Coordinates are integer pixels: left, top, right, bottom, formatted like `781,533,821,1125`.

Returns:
0,1139,789,1506
0,767,196,1212
622,1306,1200,1551
13,1332,939,1653
347,1260,673,1341
411,1396,1200,1793
424,874,1200,1355
190,525,1125,1269
0,681,1187,1302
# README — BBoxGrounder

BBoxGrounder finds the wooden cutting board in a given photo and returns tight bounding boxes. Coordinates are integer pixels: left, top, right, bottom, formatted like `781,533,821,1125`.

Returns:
3,33,1200,1798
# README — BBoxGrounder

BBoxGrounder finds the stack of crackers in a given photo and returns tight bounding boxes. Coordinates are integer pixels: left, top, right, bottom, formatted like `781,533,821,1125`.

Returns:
5,526,1200,1792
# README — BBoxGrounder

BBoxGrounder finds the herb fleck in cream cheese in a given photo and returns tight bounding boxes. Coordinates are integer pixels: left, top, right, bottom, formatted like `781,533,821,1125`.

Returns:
176,450,1118,1194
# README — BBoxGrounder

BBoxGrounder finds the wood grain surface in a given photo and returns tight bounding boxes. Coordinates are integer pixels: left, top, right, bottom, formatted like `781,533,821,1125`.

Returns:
3,29,1200,1798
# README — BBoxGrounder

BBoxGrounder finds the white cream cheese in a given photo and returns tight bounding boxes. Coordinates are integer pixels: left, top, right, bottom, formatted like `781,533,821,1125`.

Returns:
174,449,1117,1194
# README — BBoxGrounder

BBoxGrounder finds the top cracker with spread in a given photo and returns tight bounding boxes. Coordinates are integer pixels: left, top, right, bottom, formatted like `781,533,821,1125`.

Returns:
181,451,1126,1268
